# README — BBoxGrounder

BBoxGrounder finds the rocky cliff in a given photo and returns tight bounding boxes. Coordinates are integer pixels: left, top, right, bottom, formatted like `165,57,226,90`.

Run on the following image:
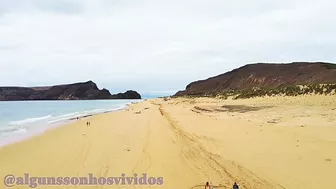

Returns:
0,81,141,101
174,62,336,96
110,90,142,99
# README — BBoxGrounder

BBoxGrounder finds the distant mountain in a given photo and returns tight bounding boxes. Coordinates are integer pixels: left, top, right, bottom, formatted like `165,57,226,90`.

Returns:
0,81,141,101
174,62,336,96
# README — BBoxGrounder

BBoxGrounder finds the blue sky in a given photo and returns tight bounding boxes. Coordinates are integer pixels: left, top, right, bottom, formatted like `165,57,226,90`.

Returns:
1,0,336,96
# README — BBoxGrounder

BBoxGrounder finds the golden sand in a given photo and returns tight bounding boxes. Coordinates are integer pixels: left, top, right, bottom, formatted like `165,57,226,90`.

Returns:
1,95,336,189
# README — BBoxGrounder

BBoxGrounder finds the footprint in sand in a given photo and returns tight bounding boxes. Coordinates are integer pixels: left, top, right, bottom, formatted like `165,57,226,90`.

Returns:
296,140,299,147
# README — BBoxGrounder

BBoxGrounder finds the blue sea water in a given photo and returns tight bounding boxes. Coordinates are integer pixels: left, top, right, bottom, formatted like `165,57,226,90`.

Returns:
0,100,141,147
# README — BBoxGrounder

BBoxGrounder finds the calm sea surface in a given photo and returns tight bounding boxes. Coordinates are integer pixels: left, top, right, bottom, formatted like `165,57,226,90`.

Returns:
0,100,141,146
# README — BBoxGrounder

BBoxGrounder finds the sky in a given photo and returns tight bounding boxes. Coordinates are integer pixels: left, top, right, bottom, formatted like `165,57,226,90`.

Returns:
1,0,336,96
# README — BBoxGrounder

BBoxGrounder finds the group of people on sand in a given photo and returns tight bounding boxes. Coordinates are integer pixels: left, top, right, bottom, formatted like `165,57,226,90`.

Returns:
86,121,91,126
205,181,239,189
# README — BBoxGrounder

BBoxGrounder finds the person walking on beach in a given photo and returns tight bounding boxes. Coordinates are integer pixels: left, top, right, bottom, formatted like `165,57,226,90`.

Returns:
205,182,211,189
233,182,239,189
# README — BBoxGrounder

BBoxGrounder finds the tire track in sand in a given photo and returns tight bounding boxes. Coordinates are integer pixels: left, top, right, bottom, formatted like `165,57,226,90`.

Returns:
155,103,284,189
131,111,153,189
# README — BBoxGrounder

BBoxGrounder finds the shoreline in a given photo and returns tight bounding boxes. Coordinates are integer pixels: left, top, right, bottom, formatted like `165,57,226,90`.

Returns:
0,102,135,148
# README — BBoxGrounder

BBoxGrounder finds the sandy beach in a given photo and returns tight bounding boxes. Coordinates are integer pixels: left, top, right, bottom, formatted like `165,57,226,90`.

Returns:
1,96,336,189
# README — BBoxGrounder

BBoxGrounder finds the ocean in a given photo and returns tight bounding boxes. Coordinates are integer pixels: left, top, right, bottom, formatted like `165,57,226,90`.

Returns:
0,99,141,147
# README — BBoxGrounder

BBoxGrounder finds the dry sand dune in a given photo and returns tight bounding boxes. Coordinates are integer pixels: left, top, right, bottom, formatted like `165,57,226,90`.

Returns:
1,95,336,189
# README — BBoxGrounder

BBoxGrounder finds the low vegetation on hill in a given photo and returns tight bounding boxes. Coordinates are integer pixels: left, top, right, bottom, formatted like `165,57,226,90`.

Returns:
233,84,336,99
321,63,336,69
173,84,336,100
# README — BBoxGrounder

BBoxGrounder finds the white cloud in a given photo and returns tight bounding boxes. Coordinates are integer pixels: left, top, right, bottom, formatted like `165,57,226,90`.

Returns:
1,0,336,95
